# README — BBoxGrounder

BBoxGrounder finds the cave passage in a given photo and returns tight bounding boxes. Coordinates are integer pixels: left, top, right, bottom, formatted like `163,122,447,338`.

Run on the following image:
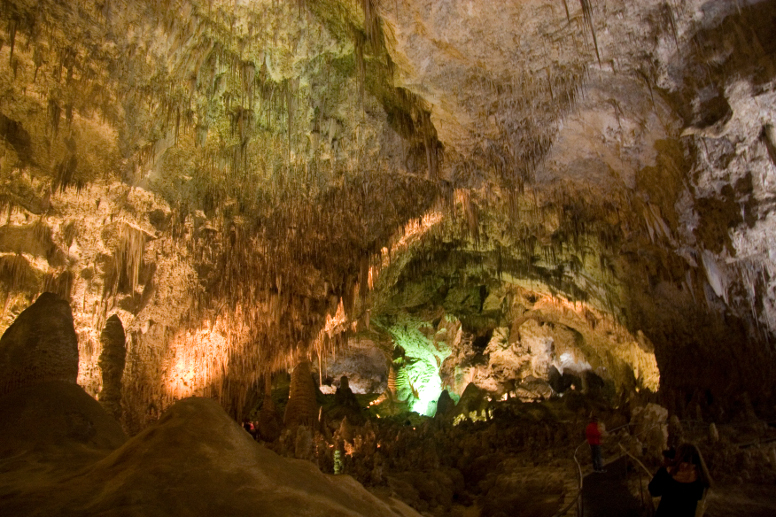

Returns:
2,0,776,516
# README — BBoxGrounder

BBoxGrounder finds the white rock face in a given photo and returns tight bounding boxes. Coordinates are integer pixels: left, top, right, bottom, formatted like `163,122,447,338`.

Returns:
630,402,669,460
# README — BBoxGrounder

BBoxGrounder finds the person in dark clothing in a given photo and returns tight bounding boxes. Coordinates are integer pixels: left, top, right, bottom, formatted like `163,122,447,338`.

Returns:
585,415,605,473
649,443,712,516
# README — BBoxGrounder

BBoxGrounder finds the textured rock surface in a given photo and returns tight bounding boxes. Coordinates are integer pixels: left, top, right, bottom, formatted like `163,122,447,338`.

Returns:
0,380,127,459
0,0,774,425
0,292,78,395
284,361,319,428
0,396,420,517
98,314,126,420
0,381,127,502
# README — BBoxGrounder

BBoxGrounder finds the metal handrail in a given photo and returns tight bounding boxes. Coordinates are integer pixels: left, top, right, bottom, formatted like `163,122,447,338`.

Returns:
617,443,653,478
552,440,586,517
554,421,666,517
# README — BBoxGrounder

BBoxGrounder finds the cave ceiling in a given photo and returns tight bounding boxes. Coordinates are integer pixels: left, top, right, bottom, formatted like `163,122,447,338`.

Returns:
1,0,776,423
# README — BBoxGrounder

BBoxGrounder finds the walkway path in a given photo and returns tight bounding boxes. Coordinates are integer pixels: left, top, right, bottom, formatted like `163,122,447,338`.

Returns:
581,456,645,517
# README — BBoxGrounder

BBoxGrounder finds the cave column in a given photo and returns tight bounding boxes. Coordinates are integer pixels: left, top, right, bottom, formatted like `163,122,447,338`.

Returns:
98,315,126,421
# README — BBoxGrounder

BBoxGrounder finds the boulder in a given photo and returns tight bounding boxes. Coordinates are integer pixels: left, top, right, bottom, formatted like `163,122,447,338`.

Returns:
630,403,669,460
0,292,78,396
434,389,456,421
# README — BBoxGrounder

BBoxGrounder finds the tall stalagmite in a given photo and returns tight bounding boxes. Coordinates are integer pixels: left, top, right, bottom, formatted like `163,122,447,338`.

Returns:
0,292,78,396
98,315,127,421
283,362,319,428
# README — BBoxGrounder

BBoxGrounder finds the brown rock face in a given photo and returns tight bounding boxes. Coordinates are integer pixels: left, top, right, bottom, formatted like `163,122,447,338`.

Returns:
0,292,78,396
0,397,420,517
257,374,282,442
283,361,319,428
98,315,126,421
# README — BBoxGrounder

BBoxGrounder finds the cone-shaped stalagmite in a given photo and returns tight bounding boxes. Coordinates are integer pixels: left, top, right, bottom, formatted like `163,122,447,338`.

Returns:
283,361,318,428
98,315,126,420
257,374,282,441
0,293,78,396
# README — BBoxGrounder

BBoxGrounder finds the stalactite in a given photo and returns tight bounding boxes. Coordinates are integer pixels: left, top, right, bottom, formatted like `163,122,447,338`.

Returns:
362,0,381,49
579,0,601,65
562,0,571,21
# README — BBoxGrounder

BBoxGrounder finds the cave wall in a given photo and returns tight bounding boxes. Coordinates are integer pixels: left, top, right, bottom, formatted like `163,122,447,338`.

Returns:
0,0,440,430
0,0,775,427
369,0,776,416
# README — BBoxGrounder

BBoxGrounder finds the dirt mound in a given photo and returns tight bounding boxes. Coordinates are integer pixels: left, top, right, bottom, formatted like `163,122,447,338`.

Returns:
0,380,127,459
0,397,419,517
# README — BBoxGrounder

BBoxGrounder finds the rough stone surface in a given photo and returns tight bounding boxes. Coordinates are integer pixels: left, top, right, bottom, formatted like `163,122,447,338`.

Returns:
0,397,421,517
98,315,126,421
0,380,127,459
0,0,775,425
0,293,78,396
630,402,669,460
284,361,320,428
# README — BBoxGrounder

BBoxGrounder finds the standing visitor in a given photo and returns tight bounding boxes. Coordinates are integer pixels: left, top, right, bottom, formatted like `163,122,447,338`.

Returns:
649,443,712,516
586,415,605,473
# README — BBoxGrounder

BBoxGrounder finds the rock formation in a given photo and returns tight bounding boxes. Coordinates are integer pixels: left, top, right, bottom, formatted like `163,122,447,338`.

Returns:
0,381,127,460
98,315,126,421
434,389,456,421
283,361,319,428
0,397,421,517
256,375,282,442
0,0,774,467
0,292,78,396
2,1,776,514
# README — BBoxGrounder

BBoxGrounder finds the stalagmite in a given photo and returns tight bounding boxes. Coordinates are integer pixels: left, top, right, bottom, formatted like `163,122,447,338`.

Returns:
98,315,127,421
257,374,282,441
708,423,719,443
0,293,78,396
283,361,319,428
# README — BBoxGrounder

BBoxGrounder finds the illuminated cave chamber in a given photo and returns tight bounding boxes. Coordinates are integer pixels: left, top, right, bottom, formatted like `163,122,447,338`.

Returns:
2,0,776,515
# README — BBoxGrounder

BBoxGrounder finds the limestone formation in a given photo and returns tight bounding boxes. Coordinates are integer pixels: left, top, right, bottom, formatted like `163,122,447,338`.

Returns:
0,381,127,469
434,390,456,421
0,0,772,428
708,423,720,443
0,397,421,517
98,315,126,421
283,361,319,428
257,376,282,442
630,403,669,460
453,383,491,423
0,293,78,396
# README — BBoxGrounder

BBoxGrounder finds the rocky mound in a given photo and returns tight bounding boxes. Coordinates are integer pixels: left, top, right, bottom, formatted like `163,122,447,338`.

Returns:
0,380,127,505
0,381,127,459
0,397,419,517
0,292,78,396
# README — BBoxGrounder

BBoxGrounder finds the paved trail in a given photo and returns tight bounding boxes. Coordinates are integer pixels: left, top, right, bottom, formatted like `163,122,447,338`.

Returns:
581,456,645,517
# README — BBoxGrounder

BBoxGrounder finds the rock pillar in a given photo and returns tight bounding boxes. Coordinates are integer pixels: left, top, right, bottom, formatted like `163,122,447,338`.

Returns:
0,292,78,396
283,361,318,428
98,315,126,420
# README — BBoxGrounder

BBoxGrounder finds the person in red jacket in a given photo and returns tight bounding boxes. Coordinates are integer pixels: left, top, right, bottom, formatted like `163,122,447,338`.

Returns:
586,415,605,473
